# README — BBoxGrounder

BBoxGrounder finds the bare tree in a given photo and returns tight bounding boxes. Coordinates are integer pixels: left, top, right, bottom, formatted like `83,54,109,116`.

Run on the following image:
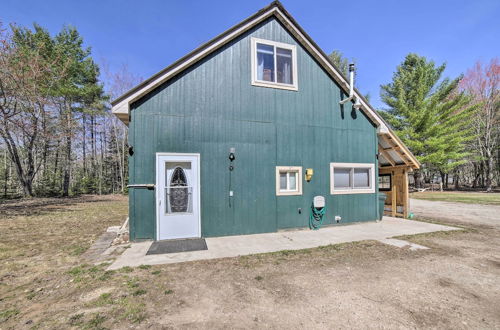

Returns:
0,22,141,198
0,24,62,196
102,62,142,193
460,58,499,191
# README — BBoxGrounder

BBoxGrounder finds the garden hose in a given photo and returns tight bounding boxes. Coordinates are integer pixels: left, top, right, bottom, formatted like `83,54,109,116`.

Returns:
309,204,326,230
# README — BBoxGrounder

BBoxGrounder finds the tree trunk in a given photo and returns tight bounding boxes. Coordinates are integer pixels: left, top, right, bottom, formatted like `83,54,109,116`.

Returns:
4,149,8,198
440,171,446,191
99,130,104,195
62,133,71,196
91,114,96,177
472,163,478,188
485,150,494,192
0,125,34,197
413,170,423,189
480,161,485,188
453,170,459,190
121,132,126,193
112,119,126,194
62,106,72,197
52,139,60,189
82,114,87,176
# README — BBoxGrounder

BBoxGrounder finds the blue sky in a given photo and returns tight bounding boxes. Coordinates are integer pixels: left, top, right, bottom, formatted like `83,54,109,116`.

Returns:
3,0,499,108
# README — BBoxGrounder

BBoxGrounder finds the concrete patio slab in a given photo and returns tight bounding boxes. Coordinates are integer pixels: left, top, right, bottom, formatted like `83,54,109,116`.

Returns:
107,217,459,270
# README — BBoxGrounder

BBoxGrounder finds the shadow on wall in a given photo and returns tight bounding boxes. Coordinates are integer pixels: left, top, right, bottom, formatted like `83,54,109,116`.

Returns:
339,90,358,120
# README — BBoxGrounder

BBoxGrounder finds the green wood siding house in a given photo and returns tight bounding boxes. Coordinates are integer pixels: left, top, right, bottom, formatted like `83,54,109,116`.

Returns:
112,1,420,241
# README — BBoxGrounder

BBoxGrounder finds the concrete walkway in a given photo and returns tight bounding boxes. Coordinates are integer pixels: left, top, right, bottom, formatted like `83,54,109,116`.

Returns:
83,227,118,263
108,217,459,270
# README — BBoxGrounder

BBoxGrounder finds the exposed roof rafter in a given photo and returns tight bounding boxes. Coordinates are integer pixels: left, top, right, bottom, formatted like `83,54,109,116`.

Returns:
379,134,413,167
378,145,396,167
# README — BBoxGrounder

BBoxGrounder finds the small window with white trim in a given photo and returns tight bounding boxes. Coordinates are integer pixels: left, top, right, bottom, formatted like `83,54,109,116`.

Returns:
276,166,302,196
251,38,298,91
330,163,375,194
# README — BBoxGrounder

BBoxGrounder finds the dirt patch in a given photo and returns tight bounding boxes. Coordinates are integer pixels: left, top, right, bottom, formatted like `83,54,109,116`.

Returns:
487,258,500,268
80,287,116,303
1,195,500,328
437,277,454,287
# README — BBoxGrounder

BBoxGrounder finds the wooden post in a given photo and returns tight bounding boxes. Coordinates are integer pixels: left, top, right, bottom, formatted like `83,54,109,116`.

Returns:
391,171,397,217
403,169,409,218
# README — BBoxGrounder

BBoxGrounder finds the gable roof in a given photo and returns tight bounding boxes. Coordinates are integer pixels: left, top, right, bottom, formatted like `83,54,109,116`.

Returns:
111,1,420,169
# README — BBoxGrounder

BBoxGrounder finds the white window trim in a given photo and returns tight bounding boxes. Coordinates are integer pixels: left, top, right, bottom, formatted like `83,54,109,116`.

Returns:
330,163,375,195
276,166,302,196
251,37,298,91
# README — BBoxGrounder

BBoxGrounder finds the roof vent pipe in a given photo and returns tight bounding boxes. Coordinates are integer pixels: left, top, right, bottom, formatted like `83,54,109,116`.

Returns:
340,63,355,105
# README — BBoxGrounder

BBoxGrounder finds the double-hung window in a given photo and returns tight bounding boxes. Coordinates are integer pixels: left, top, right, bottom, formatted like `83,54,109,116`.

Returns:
251,38,298,91
276,166,302,196
330,163,375,194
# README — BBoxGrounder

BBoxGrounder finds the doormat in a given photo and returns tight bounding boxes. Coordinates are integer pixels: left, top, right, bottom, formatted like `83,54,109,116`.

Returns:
146,238,208,255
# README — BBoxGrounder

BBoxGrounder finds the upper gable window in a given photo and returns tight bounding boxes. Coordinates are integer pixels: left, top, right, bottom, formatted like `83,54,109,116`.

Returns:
251,38,298,91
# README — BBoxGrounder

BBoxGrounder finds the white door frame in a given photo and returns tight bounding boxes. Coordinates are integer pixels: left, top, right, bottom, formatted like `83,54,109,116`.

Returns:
155,152,201,240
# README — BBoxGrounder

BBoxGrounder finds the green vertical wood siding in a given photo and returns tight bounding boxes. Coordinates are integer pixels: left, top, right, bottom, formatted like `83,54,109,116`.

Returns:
128,17,379,240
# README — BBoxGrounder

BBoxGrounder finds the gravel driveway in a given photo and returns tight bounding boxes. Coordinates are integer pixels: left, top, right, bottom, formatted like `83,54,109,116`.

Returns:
410,198,500,227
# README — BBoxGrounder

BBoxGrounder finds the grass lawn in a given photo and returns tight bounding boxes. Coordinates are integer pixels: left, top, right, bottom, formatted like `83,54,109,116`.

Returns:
411,191,500,205
1,195,499,328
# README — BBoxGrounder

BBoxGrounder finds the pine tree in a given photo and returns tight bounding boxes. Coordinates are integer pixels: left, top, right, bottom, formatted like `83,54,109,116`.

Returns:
328,50,351,78
51,26,106,196
328,50,371,101
379,53,476,188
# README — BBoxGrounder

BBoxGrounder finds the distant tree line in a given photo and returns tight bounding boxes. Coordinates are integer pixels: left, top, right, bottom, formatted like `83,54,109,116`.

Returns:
0,22,140,198
0,22,497,198
330,50,498,192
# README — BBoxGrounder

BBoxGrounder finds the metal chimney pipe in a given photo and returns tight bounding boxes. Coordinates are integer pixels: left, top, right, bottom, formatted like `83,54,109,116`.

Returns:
348,63,354,97
340,63,355,105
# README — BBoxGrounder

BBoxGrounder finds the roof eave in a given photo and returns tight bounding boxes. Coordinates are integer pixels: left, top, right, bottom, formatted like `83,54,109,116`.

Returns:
111,1,281,108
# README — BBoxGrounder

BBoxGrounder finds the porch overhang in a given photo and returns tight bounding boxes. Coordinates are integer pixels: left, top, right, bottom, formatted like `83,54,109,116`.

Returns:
377,132,420,170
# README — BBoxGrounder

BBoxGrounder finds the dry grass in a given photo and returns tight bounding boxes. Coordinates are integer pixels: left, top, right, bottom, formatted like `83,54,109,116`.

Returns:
411,191,500,205
0,195,129,329
1,195,499,329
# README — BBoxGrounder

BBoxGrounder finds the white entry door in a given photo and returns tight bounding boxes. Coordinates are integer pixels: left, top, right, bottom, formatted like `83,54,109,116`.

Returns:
156,153,200,240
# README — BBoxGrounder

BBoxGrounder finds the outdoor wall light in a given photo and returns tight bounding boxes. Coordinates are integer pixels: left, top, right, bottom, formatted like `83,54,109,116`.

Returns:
229,147,236,162
305,168,314,182
229,147,235,171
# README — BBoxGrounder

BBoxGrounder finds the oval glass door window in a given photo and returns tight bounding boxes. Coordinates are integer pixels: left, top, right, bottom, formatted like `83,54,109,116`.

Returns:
165,165,193,214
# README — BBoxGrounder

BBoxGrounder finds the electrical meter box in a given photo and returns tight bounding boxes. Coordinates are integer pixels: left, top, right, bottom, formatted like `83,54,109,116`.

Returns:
313,196,325,209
